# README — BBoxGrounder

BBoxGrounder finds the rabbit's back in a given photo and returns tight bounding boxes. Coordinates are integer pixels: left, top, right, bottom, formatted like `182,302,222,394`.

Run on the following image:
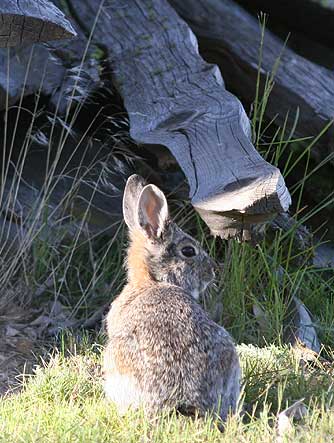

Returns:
105,284,240,417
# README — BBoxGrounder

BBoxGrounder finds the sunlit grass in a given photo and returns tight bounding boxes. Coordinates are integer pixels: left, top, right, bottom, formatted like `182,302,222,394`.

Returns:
1,338,333,443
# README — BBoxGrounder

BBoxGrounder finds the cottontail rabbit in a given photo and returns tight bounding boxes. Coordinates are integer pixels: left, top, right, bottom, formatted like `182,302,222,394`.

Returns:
103,174,240,420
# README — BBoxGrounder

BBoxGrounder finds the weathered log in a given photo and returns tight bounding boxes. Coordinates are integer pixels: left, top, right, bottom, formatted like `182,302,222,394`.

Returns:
67,0,290,239
0,42,100,113
237,0,334,50
0,0,100,113
170,0,334,163
0,0,76,47
281,30,334,71
45,0,101,109
314,242,334,268
0,44,66,111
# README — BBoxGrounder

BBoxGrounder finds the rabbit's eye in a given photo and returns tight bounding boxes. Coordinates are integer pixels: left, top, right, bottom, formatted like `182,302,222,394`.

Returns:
181,246,197,257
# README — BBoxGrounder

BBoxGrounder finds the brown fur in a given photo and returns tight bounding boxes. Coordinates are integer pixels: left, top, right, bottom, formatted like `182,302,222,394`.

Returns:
126,229,152,286
103,175,241,420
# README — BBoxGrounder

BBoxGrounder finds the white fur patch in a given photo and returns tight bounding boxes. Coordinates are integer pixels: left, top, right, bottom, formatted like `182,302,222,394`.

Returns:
104,372,142,414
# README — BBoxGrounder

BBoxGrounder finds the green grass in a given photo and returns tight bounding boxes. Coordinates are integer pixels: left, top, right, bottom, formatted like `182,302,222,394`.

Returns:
1,338,334,442
1,11,334,443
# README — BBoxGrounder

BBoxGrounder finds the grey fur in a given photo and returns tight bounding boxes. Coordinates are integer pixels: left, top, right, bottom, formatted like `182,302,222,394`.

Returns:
104,175,241,421
145,223,216,298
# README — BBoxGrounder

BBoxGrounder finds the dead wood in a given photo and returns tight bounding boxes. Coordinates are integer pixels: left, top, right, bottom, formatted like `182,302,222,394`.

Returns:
0,0,76,47
170,0,334,164
67,0,291,239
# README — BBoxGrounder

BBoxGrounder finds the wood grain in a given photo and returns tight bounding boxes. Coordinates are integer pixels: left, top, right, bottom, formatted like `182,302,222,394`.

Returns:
170,0,334,163
0,0,99,112
0,0,76,47
68,0,290,239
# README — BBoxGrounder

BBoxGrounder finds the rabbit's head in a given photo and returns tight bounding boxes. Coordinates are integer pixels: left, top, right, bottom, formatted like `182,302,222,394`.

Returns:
123,175,216,300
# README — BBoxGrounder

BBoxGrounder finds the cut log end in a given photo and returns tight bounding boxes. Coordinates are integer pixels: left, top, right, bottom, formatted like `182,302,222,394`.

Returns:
0,9,76,48
196,207,277,241
193,168,290,214
193,167,291,238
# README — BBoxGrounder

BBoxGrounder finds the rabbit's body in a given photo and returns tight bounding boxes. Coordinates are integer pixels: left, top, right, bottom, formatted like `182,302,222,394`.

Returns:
104,281,239,418
103,175,240,420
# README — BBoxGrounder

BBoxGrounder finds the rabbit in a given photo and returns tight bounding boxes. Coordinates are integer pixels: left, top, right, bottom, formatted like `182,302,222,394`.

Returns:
103,174,240,421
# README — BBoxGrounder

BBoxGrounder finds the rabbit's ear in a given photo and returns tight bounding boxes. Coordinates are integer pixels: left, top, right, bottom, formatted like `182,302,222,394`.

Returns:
138,184,169,239
123,174,147,230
